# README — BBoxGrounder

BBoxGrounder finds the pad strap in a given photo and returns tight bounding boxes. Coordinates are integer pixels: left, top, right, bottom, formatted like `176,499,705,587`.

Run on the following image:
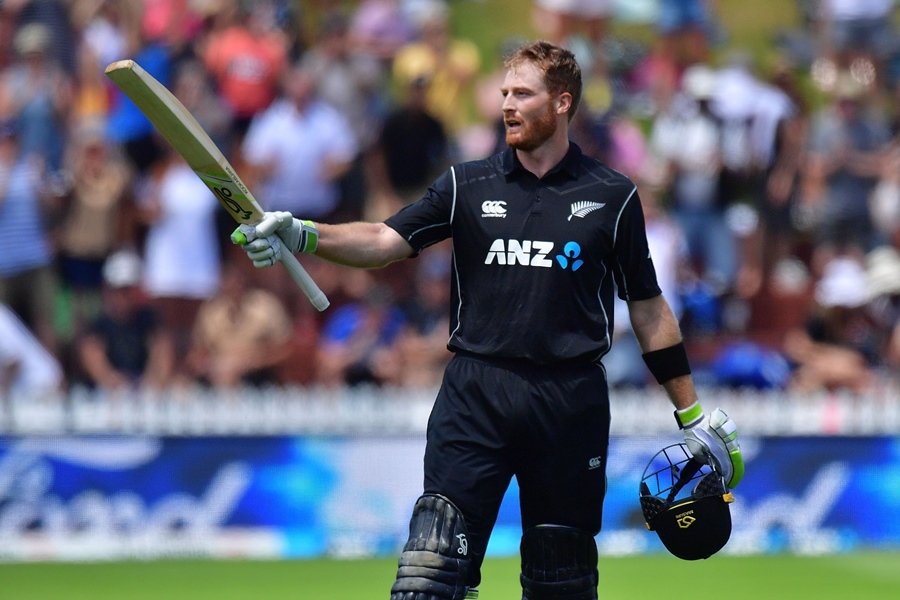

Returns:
520,525,598,599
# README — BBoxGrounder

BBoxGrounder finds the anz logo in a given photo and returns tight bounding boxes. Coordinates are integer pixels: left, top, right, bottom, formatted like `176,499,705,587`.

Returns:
484,239,585,270
556,241,584,271
485,239,553,266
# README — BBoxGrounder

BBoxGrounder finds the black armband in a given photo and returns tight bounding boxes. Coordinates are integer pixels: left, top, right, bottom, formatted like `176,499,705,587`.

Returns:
642,342,691,384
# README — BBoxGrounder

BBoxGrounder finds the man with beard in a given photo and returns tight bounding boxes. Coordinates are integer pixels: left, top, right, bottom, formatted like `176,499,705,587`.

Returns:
235,41,744,599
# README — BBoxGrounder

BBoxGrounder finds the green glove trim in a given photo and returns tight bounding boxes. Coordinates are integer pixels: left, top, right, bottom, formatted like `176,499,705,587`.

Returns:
675,402,704,429
300,219,319,253
728,449,745,488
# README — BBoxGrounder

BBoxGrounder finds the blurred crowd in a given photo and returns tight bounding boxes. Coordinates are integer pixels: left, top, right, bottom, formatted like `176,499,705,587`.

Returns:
0,0,898,400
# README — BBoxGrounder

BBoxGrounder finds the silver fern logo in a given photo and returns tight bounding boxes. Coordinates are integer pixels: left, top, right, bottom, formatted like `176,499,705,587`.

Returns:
568,201,605,221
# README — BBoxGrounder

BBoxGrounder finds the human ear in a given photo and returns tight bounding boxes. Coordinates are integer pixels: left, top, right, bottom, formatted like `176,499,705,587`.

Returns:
556,92,573,116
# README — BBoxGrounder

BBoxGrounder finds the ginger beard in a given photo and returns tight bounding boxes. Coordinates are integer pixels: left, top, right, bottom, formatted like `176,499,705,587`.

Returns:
504,98,558,152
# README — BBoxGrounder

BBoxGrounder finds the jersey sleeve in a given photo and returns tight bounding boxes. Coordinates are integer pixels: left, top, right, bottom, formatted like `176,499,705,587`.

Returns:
610,186,662,301
384,168,455,253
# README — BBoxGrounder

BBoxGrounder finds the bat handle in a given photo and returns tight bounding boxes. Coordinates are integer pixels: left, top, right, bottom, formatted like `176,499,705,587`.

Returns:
279,248,330,312
233,224,329,311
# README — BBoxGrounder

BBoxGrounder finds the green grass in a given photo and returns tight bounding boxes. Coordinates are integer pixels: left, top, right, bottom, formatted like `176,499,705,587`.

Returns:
2,553,899,599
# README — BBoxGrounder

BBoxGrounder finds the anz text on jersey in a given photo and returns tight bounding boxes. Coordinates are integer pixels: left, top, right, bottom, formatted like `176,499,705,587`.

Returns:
485,239,586,271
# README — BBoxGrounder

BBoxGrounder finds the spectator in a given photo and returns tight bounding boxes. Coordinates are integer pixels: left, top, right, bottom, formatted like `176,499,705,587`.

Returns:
347,0,415,64
393,242,453,387
365,72,449,221
655,0,720,72
805,72,891,270
301,9,388,221
0,113,58,355
301,10,387,154
315,277,406,387
530,0,613,77
105,35,171,175
241,62,358,221
709,53,793,302
71,36,110,125
870,128,900,247
865,245,900,373
814,0,897,83
709,52,768,207
653,64,738,302
167,58,235,251
70,0,141,72
392,0,481,135
171,58,233,158
783,254,881,393
137,144,222,371
200,0,288,139
186,260,293,389
2,21,72,171
139,0,205,57
55,117,134,340
7,0,79,72
758,62,811,271
76,249,173,391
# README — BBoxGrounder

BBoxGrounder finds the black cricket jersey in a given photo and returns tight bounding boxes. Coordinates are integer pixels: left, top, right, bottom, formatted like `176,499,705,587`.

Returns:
385,142,662,365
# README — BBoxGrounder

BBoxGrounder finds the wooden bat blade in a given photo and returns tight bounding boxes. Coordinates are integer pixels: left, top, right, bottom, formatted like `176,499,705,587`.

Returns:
105,59,261,224
104,59,329,311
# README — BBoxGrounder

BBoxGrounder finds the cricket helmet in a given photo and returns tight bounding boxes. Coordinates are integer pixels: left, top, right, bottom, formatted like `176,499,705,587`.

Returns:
639,443,734,560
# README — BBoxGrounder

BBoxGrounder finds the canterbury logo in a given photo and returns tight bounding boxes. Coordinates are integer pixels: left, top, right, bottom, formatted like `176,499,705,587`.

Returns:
481,201,507,218
588,456,602,470
568,201,605,221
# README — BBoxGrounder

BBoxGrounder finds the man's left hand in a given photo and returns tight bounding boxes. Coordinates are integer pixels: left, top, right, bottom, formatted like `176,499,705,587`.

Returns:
677,403,745,488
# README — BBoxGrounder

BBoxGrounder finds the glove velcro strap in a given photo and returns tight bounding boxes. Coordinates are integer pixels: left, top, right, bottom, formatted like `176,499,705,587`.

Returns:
675,402,704,430
299,220,319,253
642,342,691,385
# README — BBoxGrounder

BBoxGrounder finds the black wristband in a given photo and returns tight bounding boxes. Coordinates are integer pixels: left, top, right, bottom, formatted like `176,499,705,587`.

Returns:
642,342,692,385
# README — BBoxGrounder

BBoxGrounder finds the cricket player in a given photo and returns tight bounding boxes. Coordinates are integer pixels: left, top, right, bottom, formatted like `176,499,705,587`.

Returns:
239,40,744,600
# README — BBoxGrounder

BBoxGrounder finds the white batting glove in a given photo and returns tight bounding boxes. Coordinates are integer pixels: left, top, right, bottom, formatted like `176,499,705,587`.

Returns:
676,402,745,488
231,211,319,268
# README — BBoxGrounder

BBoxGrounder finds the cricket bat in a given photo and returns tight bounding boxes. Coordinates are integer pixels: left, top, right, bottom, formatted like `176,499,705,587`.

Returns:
104,59,329,311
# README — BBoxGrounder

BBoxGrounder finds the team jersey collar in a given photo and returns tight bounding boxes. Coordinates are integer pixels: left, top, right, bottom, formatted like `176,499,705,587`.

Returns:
501,142,583,180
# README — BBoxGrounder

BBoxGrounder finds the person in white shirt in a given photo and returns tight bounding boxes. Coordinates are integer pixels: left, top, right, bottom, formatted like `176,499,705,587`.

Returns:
138,147,221,369
241,63,359,221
